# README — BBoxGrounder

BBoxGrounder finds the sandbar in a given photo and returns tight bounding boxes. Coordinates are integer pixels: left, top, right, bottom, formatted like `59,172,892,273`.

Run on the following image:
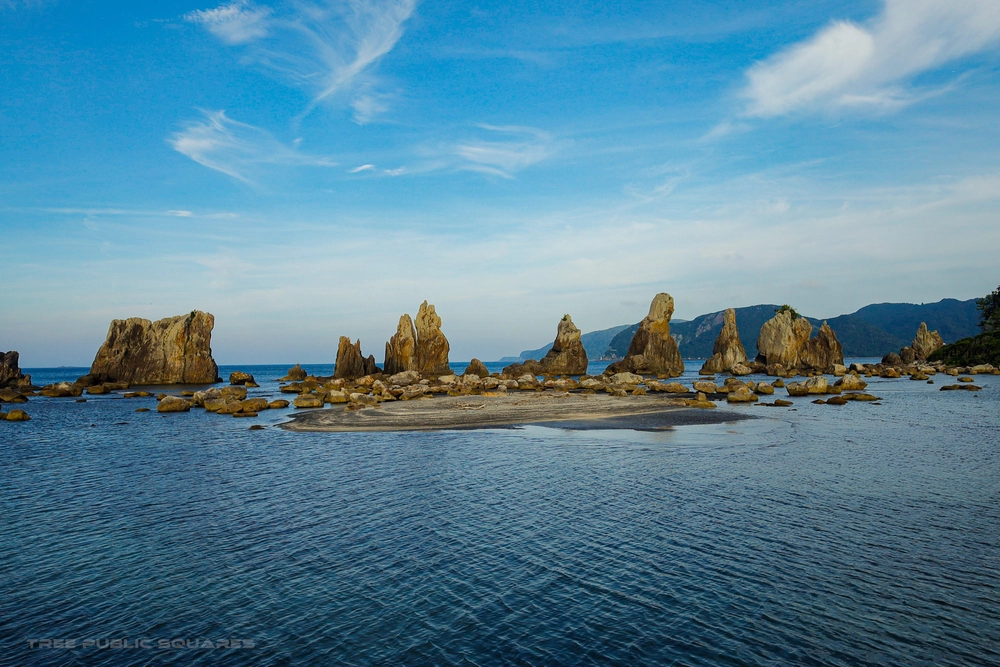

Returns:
280,392,753,432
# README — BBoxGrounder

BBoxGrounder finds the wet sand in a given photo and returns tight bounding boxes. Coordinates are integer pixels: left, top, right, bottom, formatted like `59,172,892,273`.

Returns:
280,392,753,432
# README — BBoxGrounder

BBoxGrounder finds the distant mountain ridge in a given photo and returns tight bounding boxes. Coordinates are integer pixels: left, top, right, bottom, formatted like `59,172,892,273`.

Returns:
513,299,979,361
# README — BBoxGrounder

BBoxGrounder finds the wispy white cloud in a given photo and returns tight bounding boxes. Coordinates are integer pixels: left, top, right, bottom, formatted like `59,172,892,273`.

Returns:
168,110,336,182
184,1,272,44
348,164,375,173
742,0,1000,117
184,0,416,122
453,124,558,178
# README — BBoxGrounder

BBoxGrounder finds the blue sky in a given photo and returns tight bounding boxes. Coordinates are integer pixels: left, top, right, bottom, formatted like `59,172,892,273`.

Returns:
2,0,999,365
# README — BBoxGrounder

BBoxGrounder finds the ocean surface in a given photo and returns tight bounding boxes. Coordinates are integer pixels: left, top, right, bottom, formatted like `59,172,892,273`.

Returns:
1,361,998,666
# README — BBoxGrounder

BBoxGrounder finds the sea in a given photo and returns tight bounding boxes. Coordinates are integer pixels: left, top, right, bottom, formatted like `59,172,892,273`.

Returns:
1,360,998,666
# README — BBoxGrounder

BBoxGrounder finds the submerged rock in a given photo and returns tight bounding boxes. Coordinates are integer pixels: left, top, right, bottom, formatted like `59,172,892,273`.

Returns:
6,408,30,421
605,293,684,377
700,309,748,374
89,311,220,384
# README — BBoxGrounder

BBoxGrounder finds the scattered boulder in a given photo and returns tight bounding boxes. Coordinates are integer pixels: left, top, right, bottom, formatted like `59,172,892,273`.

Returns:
415,301,451,377
835,375,868,391
157,396,192,413
229,371,256,386
384,314,418,375
6,408,30,421
941,384,982,391
699,309,748,374
293,394,325,408
912,322,945,360
334,337,378,380
40,382,84,398
388,370,421,386
0,387,28,403
463,358,490,378
89,311,220,384
268,399,290,409
899,347,916,365
755,382,774,395
605,293,684,377
692,380,718,394
727,387,758,403
609,372,644,385
882,352,902,366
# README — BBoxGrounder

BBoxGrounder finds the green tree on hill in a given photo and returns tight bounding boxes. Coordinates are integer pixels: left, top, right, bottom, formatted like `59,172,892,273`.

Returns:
978,285,1000,332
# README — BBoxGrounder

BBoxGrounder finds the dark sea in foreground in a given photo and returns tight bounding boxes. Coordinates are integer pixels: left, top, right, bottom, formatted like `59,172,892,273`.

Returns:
1,361,998,666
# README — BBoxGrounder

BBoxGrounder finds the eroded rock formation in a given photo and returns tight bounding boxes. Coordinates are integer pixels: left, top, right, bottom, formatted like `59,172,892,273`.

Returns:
89,311,220,384
384,314,417,375
415,301,451,377
755,310,844,373
912,322,944,360
1,351,25,387
334,337,378,379
538,315,588,375
604,293,684,377
699,308,748,374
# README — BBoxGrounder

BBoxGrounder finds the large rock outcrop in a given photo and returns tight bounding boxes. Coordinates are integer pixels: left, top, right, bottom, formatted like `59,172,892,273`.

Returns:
699,309,748,374
912,322,944,360
540,315,588,375
755,310,844,373
604,293,684,377
384,314,417,375
503,314,589,377
334,337,378,379
1,351,25,387
415,301,451,377
89,311,220,384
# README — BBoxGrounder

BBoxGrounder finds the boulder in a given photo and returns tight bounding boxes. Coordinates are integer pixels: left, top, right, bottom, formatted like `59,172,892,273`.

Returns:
220,386,248,401
756,311,844,374
334,337,378,380
88,311,219,384
605,293,684,377
699,309,748,374
6,408,30,421
388,370,421,386
609,372,644,385
912,322,945,360
882,352,902,367
463,358,490,378
40,382,84,398
293,394,325,408
229,371,256,386
0,387,28,403
835,374,868,391
755,382,774,395
415,301,451,377
0,351,25,387
157,396,192,413
537,315,588,376
692,380,718,394
268,399,290,409
727,387,758,403
899,347,916,365
384,314,418,375
804,376,829,394
283,364,308,381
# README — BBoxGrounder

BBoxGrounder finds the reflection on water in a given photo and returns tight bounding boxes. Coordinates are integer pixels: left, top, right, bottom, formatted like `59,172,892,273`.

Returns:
1,362,998,665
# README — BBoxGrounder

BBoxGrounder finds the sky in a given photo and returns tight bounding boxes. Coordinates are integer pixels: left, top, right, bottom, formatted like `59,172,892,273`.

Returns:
2,0,999,366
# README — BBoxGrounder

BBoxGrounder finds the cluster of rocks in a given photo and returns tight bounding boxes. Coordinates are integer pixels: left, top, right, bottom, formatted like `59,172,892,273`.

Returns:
881,322,946,367
335,301,452,379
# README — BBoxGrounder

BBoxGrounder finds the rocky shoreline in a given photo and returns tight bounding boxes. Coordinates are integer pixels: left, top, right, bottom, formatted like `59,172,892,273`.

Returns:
1,292,995,427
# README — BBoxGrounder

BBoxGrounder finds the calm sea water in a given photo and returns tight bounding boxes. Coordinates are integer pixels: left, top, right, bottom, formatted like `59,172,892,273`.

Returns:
1,361,998,666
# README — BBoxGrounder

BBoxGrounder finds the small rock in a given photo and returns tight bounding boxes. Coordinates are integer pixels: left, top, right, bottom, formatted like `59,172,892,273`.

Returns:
268,399,290,409
293,395,325,408
6,409,30,421
135,407,150,412
773,399,793,407
826,396,848,405
249,424,266,430
156,396,192,413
